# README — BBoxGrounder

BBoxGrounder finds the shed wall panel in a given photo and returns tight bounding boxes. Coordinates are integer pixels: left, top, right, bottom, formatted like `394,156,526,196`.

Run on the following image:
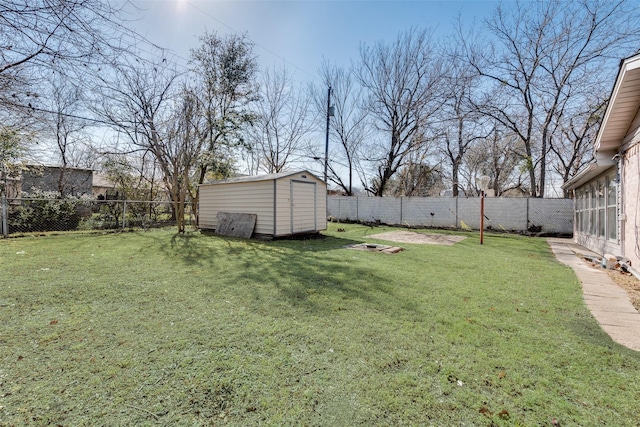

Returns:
273,172,326,236
199,181,274,235
274,178,291,235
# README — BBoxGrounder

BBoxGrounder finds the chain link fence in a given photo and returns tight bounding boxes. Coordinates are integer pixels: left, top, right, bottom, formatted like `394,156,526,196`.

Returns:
1,195,194,237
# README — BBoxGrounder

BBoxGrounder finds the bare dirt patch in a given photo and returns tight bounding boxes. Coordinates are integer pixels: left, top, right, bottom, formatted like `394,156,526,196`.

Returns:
366,230,466,246
582,257,640,312
608,270,640,312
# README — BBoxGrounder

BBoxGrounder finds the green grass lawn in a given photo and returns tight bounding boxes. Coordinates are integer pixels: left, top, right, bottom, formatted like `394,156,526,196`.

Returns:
1,224,639,426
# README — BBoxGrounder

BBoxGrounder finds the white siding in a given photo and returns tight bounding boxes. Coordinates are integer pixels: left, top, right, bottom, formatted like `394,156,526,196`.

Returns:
199,170,326,237
274,171,326,236
274,177,291,235
199,181,275,235
291,180,317,233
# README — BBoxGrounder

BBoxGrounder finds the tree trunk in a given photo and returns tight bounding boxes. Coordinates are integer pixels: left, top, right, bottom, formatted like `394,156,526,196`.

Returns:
452,160,460,197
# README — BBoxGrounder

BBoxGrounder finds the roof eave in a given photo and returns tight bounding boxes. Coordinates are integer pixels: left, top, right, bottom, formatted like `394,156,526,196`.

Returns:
563,154,616,191
594,53,640,154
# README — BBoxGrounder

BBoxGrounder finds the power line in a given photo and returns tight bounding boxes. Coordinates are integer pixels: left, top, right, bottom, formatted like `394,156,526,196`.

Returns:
5,100,115,126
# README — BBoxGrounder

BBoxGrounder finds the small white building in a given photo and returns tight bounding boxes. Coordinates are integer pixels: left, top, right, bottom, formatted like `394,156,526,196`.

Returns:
198,170,327,238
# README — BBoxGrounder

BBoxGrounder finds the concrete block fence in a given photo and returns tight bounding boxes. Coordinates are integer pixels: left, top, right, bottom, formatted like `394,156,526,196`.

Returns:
327,196,574,234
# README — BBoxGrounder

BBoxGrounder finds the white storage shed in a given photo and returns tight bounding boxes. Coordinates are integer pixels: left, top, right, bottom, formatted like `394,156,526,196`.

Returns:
198,170,327,238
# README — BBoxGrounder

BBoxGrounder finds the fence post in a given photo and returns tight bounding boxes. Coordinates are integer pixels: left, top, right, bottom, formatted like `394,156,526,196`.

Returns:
526,197,530,231
1,195,7,238
400,197,403,224
356,196,359,222
122,200,127,230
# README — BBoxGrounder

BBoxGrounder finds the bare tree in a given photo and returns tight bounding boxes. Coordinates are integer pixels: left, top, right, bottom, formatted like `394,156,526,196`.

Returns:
356,28,445,196
250,66,314,174
463,0,640,197
0,0,130,116
95,54,201,231
39,78,96,195
463,127,528,196
102,152,161,202
388,152,445,197
313,61,369,195
550,99,605,197
161,88,205,232
439,45,490,197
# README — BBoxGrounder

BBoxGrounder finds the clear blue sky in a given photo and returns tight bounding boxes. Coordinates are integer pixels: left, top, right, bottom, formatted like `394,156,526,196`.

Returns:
126,0,502,82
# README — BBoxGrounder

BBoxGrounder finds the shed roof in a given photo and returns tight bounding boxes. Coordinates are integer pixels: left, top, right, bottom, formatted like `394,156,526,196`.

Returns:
24,163,94,173
202,170,322,185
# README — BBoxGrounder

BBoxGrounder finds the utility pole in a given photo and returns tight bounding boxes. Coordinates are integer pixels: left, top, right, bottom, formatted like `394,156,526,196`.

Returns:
324,86,332,183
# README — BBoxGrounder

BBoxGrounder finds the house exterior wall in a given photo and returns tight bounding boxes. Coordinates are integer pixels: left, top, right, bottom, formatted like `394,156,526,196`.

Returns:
21,166,93,196
199,180,275,235
564,54,640,273
573,168,621,258
572,105,640,269
621,127,640,268
199,171,326,237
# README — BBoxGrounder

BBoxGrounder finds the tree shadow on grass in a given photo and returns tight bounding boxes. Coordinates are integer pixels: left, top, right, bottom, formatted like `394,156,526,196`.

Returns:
228,235,419,316
132,230,225,269
143,230,420,317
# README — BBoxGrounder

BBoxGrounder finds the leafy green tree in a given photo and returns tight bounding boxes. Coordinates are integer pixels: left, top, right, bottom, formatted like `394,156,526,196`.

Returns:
189,31,259,183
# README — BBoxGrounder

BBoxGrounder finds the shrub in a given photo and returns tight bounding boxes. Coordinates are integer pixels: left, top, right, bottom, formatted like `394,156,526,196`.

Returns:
8,189,92,232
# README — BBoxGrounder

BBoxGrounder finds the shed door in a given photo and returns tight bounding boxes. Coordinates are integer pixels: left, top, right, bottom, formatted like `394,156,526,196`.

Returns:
290,180,317,234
